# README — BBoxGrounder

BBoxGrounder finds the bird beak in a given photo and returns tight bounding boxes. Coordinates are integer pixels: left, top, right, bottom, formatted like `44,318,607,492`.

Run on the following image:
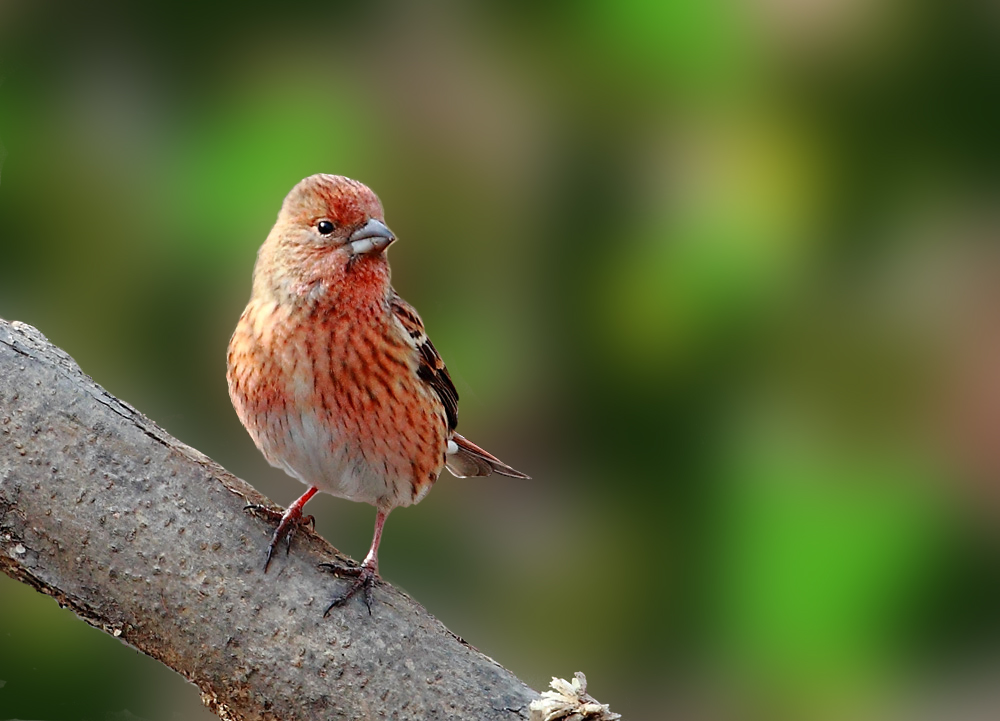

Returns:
348,219,396,255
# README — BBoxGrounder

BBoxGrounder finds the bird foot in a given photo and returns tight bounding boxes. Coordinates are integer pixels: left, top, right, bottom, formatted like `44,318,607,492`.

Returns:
244,503,315,572
319,561,379,615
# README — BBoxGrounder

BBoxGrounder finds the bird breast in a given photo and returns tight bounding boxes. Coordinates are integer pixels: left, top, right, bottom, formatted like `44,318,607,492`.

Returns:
227,294,449,510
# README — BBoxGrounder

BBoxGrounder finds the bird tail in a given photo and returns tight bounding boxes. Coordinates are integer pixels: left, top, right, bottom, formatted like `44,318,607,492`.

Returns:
445,433,530,479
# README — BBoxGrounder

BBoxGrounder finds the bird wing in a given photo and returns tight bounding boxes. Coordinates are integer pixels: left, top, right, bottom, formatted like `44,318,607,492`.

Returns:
390,291,530,480
390,291,459,432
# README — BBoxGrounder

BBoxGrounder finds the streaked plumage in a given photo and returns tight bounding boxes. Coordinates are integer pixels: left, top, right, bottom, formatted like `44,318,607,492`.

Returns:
227,174,528,612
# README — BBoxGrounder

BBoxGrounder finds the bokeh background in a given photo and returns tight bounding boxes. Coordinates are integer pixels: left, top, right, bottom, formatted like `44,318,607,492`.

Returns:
2,1,1000,719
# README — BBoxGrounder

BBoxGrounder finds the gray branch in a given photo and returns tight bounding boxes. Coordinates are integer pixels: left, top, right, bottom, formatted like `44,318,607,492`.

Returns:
0,319,538,720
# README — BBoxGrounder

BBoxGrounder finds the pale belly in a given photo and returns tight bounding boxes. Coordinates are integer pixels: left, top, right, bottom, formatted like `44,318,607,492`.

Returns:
265,408,399,507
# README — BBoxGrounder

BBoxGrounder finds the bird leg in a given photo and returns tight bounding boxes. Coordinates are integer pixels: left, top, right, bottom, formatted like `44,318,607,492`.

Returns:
245,486,319,572
320,508,388,615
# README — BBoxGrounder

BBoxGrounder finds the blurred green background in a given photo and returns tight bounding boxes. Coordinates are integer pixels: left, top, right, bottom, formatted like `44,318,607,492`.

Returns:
2,1,1000,719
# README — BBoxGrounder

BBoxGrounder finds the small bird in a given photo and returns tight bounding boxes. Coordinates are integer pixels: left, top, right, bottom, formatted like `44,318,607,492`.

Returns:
227,174,528,613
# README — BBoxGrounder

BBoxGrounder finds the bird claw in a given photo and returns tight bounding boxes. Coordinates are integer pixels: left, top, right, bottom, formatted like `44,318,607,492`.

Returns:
244,503,315,572
319,562,378,615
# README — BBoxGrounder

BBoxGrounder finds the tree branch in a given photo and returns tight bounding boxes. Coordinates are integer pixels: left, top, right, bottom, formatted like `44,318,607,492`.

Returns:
0,319,538,720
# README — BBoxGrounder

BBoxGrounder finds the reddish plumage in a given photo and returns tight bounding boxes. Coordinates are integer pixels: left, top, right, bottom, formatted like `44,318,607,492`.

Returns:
227,174,528,612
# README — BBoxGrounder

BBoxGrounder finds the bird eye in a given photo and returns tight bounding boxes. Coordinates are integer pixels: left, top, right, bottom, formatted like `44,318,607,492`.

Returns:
316,220,335,235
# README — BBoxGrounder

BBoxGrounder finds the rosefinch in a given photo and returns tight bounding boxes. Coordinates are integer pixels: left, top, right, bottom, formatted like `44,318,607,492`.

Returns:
227,174,528,613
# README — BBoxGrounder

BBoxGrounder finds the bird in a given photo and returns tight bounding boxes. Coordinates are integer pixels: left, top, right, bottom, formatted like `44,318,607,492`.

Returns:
226,173,528,614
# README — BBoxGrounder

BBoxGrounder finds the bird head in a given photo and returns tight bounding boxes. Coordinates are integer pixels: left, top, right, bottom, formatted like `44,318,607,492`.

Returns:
254,174,397,301
278,174,396,256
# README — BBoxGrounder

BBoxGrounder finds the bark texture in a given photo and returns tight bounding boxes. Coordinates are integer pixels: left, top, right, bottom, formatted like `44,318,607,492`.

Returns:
0,319,537,720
